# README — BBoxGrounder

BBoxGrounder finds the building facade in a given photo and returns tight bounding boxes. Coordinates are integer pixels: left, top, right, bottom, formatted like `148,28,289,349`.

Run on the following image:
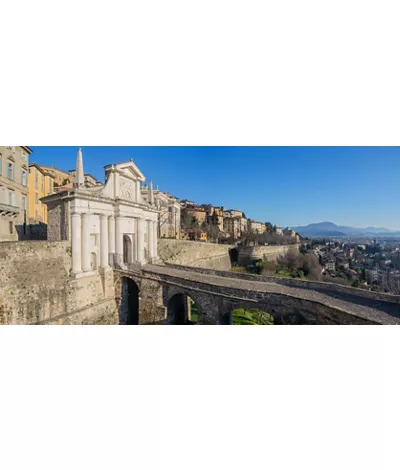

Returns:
43,150,159,276
141,184,181,239
181,205,207,225
28,163,55,224
0,146,32,241
223,217,241,239
248,220,266,234
40,165,71,188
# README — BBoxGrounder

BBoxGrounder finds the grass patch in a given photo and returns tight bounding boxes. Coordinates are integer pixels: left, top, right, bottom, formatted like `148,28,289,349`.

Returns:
230,266,247,273
232,308,274,325
190,302,198,323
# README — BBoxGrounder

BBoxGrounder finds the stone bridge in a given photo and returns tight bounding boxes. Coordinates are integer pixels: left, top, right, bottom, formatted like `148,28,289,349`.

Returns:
113,263,400,325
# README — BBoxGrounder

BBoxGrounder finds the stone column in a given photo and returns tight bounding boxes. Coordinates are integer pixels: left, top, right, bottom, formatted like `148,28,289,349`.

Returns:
137,217,145,263
81,213,91,272
152,220,158,259
115,216,123,261
147,220,153,259
108,216,115,256
71,213,82,274
100,215,109,268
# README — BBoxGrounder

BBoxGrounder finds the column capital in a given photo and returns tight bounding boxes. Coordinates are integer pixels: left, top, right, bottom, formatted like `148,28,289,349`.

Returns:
71,212,81,218
82,213,91,219
100,214,108,220
108,215,115,219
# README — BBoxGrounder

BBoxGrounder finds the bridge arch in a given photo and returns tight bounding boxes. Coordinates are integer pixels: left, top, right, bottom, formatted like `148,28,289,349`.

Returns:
166,293,201,325
119,276,140,325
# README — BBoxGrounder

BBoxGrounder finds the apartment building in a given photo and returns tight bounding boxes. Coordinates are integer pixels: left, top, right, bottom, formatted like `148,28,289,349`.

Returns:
68,169,100,188
40,165,70,187
224,217,241,239
248,220,266,234
181,205,207,225
28,163,55,224
0,146,32,241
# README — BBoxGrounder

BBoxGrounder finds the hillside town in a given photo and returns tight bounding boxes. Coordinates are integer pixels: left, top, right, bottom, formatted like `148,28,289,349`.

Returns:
0,146,300,246
309,239,400,293
3,146,400,296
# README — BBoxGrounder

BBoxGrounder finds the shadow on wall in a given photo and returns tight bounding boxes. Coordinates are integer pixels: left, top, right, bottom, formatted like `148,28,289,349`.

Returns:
15,223,48,240
167,294,199,325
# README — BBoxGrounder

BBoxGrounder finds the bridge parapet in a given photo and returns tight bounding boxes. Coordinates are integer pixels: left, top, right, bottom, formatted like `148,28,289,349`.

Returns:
163,263,400,306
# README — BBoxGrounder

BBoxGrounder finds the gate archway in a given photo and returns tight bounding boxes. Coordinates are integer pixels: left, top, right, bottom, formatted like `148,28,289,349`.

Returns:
167,293,199,325
120,277,140,325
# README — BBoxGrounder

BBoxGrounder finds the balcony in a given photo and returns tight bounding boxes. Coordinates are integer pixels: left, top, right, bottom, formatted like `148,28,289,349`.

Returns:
0,202,20,217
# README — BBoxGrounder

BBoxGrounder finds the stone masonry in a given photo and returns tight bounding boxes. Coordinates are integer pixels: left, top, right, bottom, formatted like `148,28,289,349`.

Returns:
0,240,117,325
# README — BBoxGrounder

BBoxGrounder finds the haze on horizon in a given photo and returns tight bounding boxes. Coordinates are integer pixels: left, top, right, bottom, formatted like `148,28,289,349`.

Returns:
29,146,400,231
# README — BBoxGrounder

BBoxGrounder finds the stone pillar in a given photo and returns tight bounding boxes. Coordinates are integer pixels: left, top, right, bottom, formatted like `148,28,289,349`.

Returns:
81,213,91,272
147,220,154,259
115,216,123,260
137,217,145,263
108,216,115,256
71,213,82,274
152,220,158,259
100,215,109,268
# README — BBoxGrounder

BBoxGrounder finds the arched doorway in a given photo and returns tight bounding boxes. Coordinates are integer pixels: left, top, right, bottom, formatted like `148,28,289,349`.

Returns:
120,277,139,325
123,235,132,264
167,294,199,325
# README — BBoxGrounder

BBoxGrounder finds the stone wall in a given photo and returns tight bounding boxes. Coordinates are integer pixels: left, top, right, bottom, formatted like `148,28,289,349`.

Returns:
0,240,117,325
164,263,400,308
158,239,233,270
238,244,299,265
47,200,70,242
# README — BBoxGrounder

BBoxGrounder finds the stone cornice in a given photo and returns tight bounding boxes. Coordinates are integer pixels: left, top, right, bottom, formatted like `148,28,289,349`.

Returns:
42,189,159,214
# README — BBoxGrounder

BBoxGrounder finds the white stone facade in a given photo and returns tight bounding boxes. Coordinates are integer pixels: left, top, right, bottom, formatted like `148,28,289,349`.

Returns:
43,153,159,277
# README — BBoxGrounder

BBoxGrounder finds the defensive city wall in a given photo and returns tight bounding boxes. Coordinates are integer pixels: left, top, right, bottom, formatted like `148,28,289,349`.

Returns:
1,239,399,325
0,239,299,324
0,241,117,325
157,239,298,269
158,239,233,270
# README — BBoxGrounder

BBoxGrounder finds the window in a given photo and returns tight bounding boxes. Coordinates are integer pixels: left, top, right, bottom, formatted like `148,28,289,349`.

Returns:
21,196,26,211
9,221,13,234
0,154,2,176
35,194,38,204
7,162,14,180
8,191,13,206
21,170,27,186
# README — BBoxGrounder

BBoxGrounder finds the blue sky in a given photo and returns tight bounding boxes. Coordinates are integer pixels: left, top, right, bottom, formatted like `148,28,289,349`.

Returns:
29,147,400,230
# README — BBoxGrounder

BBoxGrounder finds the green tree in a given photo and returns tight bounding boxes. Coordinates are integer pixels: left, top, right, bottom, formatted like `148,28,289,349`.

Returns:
211,210,219,226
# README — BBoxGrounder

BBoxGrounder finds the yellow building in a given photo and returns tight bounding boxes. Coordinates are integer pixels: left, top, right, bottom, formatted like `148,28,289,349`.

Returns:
28,163,55,224
39,165,71,187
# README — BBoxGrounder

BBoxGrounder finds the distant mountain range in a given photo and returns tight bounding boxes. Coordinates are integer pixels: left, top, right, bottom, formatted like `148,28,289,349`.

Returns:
290,222,400,238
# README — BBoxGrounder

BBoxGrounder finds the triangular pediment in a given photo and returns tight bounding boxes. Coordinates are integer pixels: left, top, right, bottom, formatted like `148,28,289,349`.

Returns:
116,161,145,182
